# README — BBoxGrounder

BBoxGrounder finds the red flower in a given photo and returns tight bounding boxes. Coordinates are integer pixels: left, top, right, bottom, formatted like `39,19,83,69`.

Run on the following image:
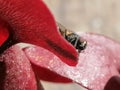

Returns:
0,0,78,66
24,33,120,90
0,0,77,89
0,0,120,90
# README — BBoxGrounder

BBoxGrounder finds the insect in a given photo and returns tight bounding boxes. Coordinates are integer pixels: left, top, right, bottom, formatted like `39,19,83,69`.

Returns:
57,22,87,53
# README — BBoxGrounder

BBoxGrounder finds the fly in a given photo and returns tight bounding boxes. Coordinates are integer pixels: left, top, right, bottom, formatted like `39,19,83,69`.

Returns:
57,22,87,53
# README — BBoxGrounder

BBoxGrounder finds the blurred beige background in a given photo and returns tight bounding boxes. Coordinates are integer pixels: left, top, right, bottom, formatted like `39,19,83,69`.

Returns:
41,0,120,90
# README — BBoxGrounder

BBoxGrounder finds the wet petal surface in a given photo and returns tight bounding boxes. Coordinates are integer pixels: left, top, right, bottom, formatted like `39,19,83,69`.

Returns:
0,45,40,90
24,33,120,90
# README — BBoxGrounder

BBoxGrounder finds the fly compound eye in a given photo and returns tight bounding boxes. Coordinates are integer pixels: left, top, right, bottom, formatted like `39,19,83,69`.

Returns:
57,22,87,52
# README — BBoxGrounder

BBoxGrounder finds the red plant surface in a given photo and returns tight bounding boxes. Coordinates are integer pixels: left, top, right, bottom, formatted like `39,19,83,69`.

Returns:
0,19,9,46
0,0,78,66
24,33,120,90
0,0,120,90
0,45,38,90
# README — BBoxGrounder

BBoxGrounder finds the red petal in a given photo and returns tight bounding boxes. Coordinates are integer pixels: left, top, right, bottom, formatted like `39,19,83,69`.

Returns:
24,33,120,90
0,18,9,46
0,0,77,65
0,44,42,90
